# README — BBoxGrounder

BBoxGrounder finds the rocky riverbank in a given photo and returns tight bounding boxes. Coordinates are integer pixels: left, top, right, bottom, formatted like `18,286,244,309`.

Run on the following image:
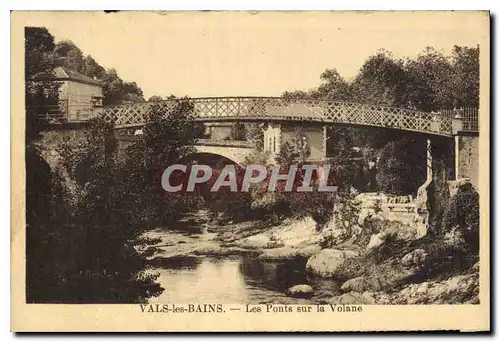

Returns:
146,179,480,305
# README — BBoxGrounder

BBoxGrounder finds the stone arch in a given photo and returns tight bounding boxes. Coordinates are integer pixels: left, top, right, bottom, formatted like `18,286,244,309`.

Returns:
192,144,257,165
178,152,243,170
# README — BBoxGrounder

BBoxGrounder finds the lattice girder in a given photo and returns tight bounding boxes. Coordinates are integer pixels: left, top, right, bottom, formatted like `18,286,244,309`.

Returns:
102,97,459,136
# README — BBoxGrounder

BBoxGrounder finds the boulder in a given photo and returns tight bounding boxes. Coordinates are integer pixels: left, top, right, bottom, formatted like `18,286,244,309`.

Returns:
401,249,429,270
258,246,298,260
384,272,479,304
341,276,372,293
297,244,322,258
286,284,314,298
305,249,348,277
340,260,417,292
328,291,376,305
366,233,385,250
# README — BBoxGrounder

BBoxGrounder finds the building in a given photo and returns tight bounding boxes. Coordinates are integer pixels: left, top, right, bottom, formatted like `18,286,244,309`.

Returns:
32,66,104,122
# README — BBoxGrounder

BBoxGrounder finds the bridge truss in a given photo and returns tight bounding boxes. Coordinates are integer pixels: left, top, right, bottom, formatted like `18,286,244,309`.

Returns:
102,97,477,137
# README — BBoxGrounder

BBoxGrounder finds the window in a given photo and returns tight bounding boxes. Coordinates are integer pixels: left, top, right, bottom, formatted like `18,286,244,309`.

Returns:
273,136,276,153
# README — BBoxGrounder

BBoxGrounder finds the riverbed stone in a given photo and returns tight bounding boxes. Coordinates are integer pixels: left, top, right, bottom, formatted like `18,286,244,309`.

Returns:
297,244,322,258
340,276,372,293
328,291,376,305
305,249,348,277
286,284,314,298
258,246,298,260
370,272,479,304
366,233,385,250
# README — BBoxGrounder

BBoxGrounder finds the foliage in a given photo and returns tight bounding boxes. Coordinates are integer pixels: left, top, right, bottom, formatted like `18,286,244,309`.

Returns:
282,46,479,195
275,141,298,169
326,126,365,192
350,50,409,108
121,98,204,225
243,150,271,167
27,96,202,302
232,122,247,140
376,137,426,195
245,123,264,150
148,95,164,102
441,183,480,253
313,68,351,100
25,27,61,141
25,144,73,302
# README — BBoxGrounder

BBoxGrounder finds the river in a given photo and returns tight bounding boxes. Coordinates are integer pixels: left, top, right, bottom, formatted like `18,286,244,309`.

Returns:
145,213,340,304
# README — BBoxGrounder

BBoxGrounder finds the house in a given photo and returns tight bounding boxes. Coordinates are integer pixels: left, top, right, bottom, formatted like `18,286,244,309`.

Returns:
32,66,104,122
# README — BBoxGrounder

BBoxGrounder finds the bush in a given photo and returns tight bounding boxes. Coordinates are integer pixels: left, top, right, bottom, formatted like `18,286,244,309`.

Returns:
441,182,479,253
376,138,426,195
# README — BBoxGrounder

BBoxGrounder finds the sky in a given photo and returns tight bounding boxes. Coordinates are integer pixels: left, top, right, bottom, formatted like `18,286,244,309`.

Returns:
19,11,486,99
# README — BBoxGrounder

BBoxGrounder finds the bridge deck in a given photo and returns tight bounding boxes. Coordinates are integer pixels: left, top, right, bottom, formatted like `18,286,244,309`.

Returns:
102,97,476,137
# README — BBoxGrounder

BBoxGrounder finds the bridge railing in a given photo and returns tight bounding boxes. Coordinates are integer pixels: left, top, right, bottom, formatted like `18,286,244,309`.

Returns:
101,97,477,136
439,107,479,132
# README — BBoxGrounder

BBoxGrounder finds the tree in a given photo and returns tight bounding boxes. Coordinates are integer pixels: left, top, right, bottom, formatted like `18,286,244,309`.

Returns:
312,69,351,100
232,122,246,140
404,47,454,111
102,69,145,105
54,40,86,73
57,118,163,302
25,27,61,141
148,95,164,102
282,90,310,99
450,45,479,108
245,123,264,150
350,50,409,107
122,98,203,224
25,27,56,80
376,137,426,195
83,55,107,80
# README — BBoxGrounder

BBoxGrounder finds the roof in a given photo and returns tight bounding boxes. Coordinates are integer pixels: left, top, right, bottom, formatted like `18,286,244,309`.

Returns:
32,66,103,87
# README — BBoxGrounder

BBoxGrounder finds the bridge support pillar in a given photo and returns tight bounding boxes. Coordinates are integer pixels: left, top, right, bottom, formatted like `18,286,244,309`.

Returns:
454,132,479,189
414,139,433,238
263,123,326,165
451,113,479,189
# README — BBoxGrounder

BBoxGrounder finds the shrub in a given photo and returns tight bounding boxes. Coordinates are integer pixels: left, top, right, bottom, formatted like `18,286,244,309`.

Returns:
376,138,426,195
441,182,479,253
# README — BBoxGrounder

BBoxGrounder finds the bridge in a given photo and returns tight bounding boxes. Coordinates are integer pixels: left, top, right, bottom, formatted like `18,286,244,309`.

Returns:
102,97,479,187
38,96,480,190
102,96,478,137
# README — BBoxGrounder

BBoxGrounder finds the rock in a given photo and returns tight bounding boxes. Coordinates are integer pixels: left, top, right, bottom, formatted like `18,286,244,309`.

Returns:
192,246,231,256
297,244,322,258
306,249,348,277
329,291,376,305
401,249,428,270
285,284,314,298
383,272,479,304
264,241,285,249
259,246,298,260
366,233,385,250
341,276,372,293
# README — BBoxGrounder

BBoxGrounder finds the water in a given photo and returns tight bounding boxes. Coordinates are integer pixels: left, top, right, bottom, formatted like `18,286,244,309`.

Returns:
146,223,340,304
